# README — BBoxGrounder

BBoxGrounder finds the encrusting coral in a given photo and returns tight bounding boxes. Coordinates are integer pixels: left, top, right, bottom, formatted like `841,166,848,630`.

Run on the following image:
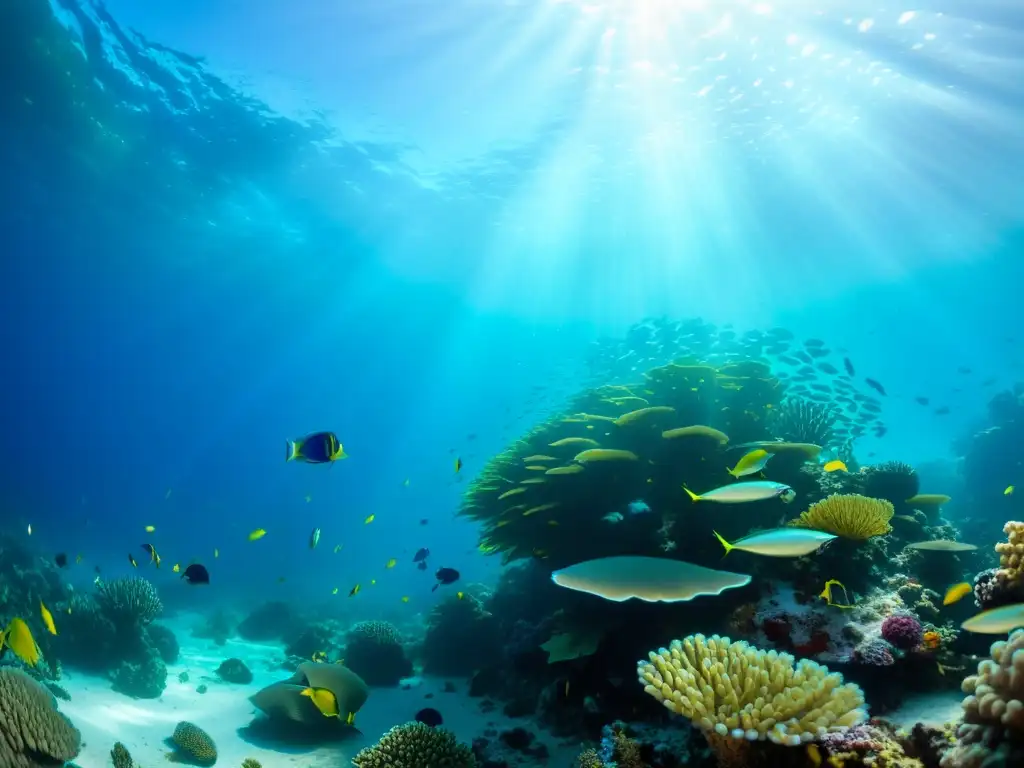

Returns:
637,634,867,766
352,721,476,767
788,493,894,540
0,667,81,768
941,628,1024,768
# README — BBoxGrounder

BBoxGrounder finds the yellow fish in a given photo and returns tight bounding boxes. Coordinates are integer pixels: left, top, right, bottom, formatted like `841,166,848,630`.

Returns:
401,596,410,603
455,457,463,473
128,554,138,568
144,525,156,533
370,579,376,586
332,587,339,595
943,582,973,606
349,584,360,597
3,618,40,667
1007,485,1016,496
172,563,181,573
806,743,823,767
823,460,848,473
385,559,397,568
457,591,464,600
727,449,772,478
301,687,339,717
364,514,375,525
819,579,854,608
40,601,57,636
248,528,267,541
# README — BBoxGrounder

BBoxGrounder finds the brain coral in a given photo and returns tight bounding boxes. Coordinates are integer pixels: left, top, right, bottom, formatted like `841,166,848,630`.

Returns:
96,576,163,625
0,668,81,768
171,721,217,766
941,629,1024,768
352,721,476,768
637,634,866,766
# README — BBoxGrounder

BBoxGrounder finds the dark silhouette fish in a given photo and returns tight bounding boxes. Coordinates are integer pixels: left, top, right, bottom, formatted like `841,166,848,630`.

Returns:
415,707,443,727
413,548,430,562
432,567,460,591
843,357,855,376
54,553,67,568
864,378,886,396
914,396,929,406
181,563,210,585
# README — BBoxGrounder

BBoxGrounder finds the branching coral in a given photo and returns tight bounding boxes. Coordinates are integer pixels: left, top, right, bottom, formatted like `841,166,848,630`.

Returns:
941,628,1024,768
352,721,476,768
96,576,163,625
0,668,81,768
637,633,867,767
769,397,836,446
788,493,894,540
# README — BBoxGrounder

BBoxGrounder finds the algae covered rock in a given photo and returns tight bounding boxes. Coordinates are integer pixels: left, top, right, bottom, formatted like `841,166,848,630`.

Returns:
146,622,180,663
170,721,217,765
343,620,412,687
216,657,254,684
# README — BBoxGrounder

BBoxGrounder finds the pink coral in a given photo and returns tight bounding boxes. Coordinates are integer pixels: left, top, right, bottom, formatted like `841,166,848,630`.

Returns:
880,613,923,650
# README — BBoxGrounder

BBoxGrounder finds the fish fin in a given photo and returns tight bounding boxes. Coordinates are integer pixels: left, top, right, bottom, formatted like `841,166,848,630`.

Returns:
683,486,700,502
346,712,355,725
712,530,734,556
286,440,298,462
431,583,439,592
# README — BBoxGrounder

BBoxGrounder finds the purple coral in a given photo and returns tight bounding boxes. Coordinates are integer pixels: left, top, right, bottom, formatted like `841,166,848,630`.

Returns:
880,614,923,650
852,638,895,666
819,723,885,752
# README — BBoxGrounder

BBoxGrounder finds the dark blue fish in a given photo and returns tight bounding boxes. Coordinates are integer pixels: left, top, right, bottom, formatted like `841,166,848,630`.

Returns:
415,707,443,727
413,548,430,562
843,357,855,376
864,378,886,396
181,563,210,585
432,567,460,591
285,432,346,464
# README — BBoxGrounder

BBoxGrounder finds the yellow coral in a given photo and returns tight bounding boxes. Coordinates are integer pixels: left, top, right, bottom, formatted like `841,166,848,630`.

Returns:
995,520,1024,584
788,493,893,540
636,634,867,750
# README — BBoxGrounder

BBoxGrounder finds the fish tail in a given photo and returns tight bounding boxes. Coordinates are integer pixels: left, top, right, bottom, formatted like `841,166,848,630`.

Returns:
683,486,700,502
712,530,734,556
286,439,298,462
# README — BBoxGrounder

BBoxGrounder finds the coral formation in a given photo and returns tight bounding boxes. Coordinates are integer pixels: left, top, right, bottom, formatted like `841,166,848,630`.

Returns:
941,629,1024,768
147,623,180,664
422,592,502,676
769,397,836,446
862,461,920,506
343,620,413,686
237,601,294,641
110,646,167,699
241,760,261,768
216,658,253,684
880,614,924,651
170,721,217,766
96,576,163,626
788,493,894,539
0,667,81,768
637,633,866,765
352,721,476,768
111,741,134,768
996,520,1024,583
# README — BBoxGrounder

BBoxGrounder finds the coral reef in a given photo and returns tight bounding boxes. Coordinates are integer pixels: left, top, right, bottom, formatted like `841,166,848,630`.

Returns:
111,741,134,768
788,493,894,539
96,576,163,626
147,623,180,664
637,633,866,766
170,721,217,766
862,461,920,506
216,658,253,684
110,648,167,699
941,628,1024,768
769,397,837,447
880,614,924,651
422,592,502,676
343,620,413,686
352,721,476,768
0,667,81,767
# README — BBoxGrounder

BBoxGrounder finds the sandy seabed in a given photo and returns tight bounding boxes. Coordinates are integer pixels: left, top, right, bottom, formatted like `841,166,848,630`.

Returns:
59,614,582,767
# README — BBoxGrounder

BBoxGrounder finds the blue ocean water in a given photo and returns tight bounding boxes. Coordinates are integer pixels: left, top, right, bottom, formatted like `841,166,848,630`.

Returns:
2,0,1024,764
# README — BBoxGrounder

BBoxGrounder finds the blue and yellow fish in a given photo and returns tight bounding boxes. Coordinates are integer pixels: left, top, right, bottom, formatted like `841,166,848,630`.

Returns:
286,432,347,464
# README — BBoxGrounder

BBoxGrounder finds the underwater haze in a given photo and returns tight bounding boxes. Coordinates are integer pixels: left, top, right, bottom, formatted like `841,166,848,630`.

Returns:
2,0,1024,766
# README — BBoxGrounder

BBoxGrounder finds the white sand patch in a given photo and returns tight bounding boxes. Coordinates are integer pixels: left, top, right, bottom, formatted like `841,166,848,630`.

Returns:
59,618,581,766
883,689,964,730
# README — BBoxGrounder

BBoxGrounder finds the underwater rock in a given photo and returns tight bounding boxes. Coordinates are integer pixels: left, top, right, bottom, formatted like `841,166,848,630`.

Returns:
343,620,413,687
237,601,294,641
192,608,234,646
146,623,180,664
216,657,253,684
51,593,119,672
110,650,167,699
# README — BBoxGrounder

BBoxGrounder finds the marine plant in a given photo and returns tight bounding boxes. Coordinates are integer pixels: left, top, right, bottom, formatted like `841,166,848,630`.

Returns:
637,633,866,767
788,493,894,540
170,721,217,766
351,721,476,768
769,397,836,446
460,359,786,567
0,667,81,767
941,628,1024,767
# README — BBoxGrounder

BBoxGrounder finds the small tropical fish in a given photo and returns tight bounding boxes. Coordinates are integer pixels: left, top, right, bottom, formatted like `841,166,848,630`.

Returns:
806,743,823,767
248,529,267,541
432,567,461,591
602,511,624,524
349,584,360,597
413,548,430,563
364,514,375,525
172,563,181,573
180,563,210,585
415,707,443,727
455,457,463,473
309,527,321,549
714,528,836,558
386,559,397,569
1007,486,1016,496
937,662,965,675
305,495,312,503
456,591,464,600
141,543,161,567
961,603,1024,634
333,544,343,553
301,687,340,717
3,618,40,666
286,431,347,464
311,650,328,663
144,525,156,533
842,358,855,377
214,548,219,558
685,481,796,504
332,587,339,595
27,524,31,536
128,554,138,568
819,579,854,608
823,460,848,473
370,579,377,585
907,540,977,552
401,596,410,603
54,553,68,568
727,449,773,478
943,582,973,606
40,601,57,635
403,478,410,486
